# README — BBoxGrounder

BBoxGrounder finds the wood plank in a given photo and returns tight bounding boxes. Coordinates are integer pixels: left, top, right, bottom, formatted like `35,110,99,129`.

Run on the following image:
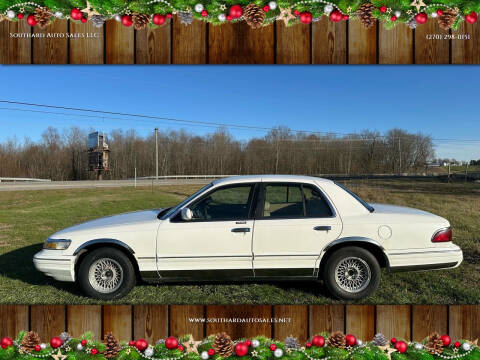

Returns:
30,305,66,340
348,19,377,64
412,305,447,341
205,305,271,339
169,305,204,339
345,305,375,342
414,20,449,64
105,20,134,64
0,20,31,64
172,17,206,64
133,305,168,343
0,305,29,338
451,22,480,64
276,22,311,64
67,305,102,340
32,20,68,63
312,17,346,64
272,306,308,343
136,21,171,64
69,21,104,64
449,305,480,341
103,305,132,341
208,22,274,63
309,305,345,336
376,305,411,341
378,23,413,64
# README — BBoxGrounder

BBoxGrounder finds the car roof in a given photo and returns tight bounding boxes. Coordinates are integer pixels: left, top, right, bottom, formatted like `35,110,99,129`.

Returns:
212,175,334,186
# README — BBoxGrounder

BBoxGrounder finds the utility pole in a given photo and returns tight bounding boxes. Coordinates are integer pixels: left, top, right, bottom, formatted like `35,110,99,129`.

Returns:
155,128,159,181
134,157,137,189
398,138,402,175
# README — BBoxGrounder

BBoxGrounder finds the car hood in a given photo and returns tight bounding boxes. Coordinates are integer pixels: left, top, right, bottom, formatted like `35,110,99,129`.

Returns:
51,209,163,237
369,203,447,223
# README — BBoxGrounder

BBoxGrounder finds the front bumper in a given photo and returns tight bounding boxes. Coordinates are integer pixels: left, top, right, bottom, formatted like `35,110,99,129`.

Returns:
33,249,76,282
387,245,463,272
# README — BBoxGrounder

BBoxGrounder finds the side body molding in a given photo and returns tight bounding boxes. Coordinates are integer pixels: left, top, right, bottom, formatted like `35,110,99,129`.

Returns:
73,239,135,255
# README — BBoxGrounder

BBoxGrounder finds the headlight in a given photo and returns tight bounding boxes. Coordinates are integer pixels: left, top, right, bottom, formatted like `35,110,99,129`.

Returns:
44,238,71,250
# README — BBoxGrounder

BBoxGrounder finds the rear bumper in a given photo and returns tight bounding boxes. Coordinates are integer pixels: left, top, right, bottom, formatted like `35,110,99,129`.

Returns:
33,250,76,282
387,246,463,272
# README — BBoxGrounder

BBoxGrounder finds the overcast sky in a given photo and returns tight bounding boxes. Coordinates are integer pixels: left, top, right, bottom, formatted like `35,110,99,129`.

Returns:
0,65,478,160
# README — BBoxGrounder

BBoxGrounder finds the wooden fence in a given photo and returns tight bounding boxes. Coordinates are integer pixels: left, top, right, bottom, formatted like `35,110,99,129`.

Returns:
1,17,479,64
1,305,479,342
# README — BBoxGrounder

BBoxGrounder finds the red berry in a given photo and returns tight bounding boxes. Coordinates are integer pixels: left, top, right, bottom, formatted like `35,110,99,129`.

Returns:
454,341,461,348
379,5,387,12
269,344,277,351
91,348,98,355
166,13,172,18
201,10,208,17
395,341,407,354
436,9,443,15
26,14,38,26
226,15,233,20
263,5,269,12
70,8,82,20
81,340,88,346
35,345,41,352
153,14,166,25
306,342,312,348
17,13,24,19
81,17,87,23
1,338,13,348
1,345,6,349
293,9,300,15
208,349,215,356
391,338,397,344
128,341,135,346
343,14,349,20
245,340,251,346
178,345,184,351
391,15,397,21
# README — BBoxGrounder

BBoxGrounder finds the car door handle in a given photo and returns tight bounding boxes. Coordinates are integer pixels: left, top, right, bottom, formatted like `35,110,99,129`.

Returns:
231,227,251,233
314,226,331,231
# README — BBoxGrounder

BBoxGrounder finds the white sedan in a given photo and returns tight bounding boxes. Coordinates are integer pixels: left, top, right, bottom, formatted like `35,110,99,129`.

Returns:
33,175,463,300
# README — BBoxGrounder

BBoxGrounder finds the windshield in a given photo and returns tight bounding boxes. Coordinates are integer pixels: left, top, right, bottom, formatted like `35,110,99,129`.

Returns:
335,182,374,213
160,183,214,220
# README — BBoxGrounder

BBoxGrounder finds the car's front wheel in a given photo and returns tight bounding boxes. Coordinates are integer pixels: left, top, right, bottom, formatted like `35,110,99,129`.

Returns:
322,246,380,300
77,248,136,300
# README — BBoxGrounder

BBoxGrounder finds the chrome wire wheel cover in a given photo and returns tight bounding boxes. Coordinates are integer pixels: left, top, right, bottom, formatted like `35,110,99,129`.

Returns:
88,258,123,294
334,257,371,293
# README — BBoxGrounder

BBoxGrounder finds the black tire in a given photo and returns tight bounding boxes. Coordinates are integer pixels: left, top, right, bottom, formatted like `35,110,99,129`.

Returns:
77,247,136,300
322,246,380,300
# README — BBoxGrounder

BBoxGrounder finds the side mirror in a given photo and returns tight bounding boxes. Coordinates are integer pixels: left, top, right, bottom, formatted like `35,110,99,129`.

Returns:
181,207,193,221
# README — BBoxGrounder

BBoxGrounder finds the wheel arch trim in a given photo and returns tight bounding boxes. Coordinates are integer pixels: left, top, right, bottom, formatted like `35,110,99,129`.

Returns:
73,239,135,256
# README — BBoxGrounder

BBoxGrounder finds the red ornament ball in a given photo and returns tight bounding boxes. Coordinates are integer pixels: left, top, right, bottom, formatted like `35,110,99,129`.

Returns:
226,15,233,20
415,12,428,24
91,348,98,355
201,10,208,17
329,10,342,22
391,338,397,344
229,4,243,19
441,335,451,347
50,337,63,349
343,14,349,20
436,9,443,15
35,345,41,352
263,5,269,12
178,346,184,352
27,14,38,26
70,8,83,20
208,349,215,356
135,339,149,352
379,5,387,13
235,342,249,357
153,14,166,25
299,11,312,24
311,336,325,348
122,14,133,26
454,341,461,348
166,13,172,18
345,334,356,347
81,340,88,346
269,344,277,351
305,343,312,348
17,13,24,19
390,15,397,21
245,340,251,347
165,337,179,350
395,341,407,354
81,17,87,23
465,11,478,24
0,338,13,348
293,9,300,15
128,341,135,346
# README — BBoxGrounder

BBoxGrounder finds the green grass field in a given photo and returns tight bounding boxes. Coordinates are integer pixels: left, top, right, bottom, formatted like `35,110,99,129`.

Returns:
0,179,479,304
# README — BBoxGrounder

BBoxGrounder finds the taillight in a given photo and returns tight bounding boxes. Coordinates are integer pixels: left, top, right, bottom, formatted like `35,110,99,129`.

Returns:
432,228,452,242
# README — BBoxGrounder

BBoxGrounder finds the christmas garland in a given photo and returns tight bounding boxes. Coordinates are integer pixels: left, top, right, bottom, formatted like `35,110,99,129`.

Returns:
0,331,479,360
0,0,479,30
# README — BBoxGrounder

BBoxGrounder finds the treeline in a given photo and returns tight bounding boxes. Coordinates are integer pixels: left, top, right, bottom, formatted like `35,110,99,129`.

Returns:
0,126,435,180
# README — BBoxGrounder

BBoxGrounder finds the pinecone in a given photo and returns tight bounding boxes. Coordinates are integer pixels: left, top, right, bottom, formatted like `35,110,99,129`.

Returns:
426,333,444,354
132,13,150,30
34,7,52,29
438,9,457,30
90,14,106,28
285,336,299,349
244,4,265,29
372,333,388,347
60,332,71,343
212,332,234,358
406,18,417,29
103,332,121,359
20,331,41,353
357,3,375,28
178,11,194,25
327,331,346,348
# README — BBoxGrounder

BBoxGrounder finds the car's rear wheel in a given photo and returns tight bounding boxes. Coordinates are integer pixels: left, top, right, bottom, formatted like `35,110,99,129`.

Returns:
77,248,136,300
322,246,380,300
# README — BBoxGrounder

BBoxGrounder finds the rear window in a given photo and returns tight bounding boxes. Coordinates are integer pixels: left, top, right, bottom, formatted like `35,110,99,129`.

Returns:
335,182,374,213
